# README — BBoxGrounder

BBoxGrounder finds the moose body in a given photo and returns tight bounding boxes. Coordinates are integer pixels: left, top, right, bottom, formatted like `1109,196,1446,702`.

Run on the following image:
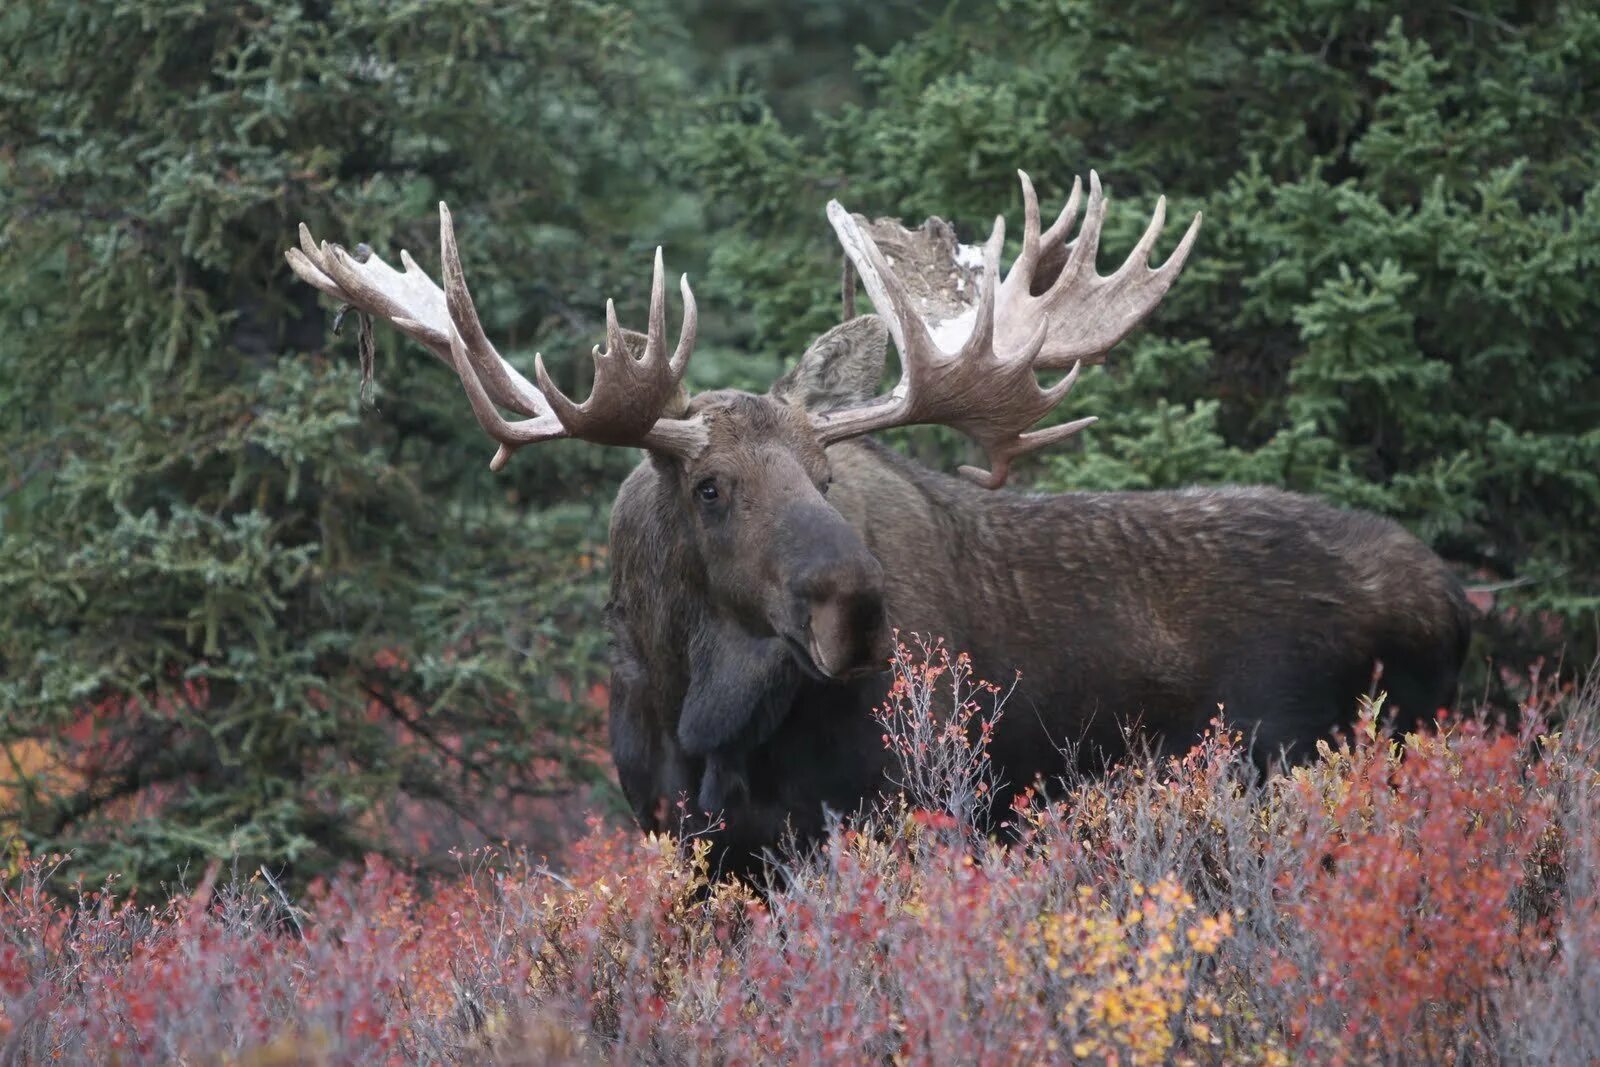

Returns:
607,404,1469,863
288,170,1469,876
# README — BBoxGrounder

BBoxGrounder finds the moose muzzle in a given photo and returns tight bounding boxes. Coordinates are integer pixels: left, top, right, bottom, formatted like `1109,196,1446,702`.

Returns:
804,585,890,678
777,504,890,679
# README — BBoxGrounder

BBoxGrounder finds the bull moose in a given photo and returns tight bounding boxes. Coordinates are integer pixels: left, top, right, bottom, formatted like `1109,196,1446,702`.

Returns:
287,172,1469,871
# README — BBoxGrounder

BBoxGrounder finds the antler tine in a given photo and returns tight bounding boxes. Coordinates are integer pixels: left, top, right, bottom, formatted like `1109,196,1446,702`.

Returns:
438,203,559,426
1037,173,1083,251
1019,173,1042,272
821,201,942,388
631,244,700,377
439,317,563,471
1044,170,1110,294
998,171,1201,370
441,202,560,419
1013,170,1083,286
647,246,668,364
670,264,699,378
430,203,567,470
286,204,708,469
1129,193,1169,267
533,245,703,452
805,202,939,442
286,225,346,303
959,214,1007,367
814,171,1199,488
1149,200,1203,284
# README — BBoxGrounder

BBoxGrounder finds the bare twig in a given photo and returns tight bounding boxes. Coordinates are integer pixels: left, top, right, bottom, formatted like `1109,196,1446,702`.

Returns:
257,865,309,946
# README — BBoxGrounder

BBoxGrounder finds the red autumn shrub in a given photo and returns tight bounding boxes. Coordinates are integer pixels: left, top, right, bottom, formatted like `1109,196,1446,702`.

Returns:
1278,704,1556,1062
0,649,1593,1065
873,634,1010,843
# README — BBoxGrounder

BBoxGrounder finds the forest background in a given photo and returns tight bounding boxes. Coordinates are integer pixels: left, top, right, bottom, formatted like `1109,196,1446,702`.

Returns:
2,0,1596,891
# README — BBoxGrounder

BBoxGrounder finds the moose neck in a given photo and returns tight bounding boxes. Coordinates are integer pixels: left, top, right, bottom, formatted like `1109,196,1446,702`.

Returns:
821,437,1042,663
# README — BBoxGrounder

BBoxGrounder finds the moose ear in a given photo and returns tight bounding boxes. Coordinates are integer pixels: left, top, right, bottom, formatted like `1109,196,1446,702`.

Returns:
770,314,888,414
677,617,799,759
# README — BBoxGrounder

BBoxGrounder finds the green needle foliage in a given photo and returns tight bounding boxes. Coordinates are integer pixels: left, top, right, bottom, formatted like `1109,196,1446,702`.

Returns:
0,0,692,889
678,2,1600,689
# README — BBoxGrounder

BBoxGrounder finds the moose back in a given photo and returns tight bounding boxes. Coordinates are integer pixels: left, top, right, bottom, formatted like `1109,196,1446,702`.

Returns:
288,172,1469,872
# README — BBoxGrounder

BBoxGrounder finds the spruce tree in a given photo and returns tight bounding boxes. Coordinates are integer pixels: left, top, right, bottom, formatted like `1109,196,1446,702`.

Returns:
678,2,1600,689
0,0,688,888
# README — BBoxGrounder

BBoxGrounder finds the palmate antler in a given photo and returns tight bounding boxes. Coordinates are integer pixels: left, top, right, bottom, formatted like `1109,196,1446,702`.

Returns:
286,203,705,469
287,175,1195,487
814,171,1201,488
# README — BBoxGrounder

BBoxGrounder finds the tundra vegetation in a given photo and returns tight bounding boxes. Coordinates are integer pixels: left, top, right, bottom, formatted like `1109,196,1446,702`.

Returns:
0,655,1596,1063
1,0,1598,1061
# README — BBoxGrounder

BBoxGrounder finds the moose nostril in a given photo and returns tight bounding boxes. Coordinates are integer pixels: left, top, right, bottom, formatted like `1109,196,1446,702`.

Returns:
798,585,890,679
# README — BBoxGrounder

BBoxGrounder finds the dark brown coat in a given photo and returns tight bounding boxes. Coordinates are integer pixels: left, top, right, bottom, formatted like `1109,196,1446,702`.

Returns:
605,324,1470,870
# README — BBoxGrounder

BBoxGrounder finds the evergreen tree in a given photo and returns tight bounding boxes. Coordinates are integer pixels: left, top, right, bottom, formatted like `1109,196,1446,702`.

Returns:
678,1,1600,689
0,0,689,888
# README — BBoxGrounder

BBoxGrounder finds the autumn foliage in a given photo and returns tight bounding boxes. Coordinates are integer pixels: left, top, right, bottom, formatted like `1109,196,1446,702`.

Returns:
1,647,1596,1065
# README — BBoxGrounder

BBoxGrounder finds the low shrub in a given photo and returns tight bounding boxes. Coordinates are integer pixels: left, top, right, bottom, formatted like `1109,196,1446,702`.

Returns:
0,649,1595,1065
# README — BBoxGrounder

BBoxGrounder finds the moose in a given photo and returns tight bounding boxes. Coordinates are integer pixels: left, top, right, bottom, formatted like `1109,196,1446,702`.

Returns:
288,171,1470,872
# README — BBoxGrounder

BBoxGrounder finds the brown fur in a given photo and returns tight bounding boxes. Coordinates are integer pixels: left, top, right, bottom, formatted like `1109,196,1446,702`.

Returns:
605,325,1470,873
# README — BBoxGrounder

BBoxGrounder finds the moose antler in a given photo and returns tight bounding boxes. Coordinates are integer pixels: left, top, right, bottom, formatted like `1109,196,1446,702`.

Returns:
814,171,1201,488
286,204,705,470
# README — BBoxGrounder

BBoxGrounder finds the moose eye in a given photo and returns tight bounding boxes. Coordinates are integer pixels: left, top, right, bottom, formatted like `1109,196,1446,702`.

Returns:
695,478,720,504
